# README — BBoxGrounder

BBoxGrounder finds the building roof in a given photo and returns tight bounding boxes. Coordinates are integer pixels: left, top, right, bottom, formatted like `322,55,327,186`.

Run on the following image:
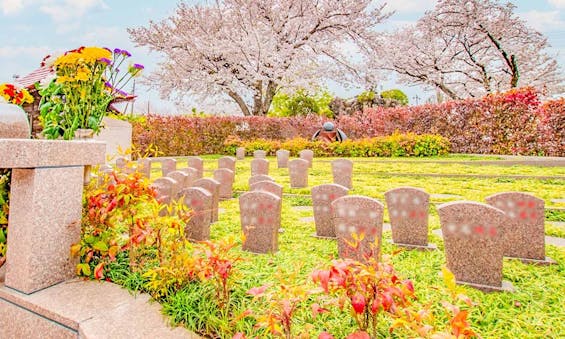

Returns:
15,66,55,89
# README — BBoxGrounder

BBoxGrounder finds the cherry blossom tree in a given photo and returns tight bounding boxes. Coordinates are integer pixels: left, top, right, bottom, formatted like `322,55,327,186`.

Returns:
128,0,389,116
376,0,563,100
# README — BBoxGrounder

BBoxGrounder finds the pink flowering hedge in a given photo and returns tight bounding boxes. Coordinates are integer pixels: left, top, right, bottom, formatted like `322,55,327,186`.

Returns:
132,87,564,156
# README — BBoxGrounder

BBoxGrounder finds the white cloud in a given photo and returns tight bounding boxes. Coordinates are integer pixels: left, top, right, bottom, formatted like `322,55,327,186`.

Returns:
40,0,108,23
520,10,565,32
1,0,25,15
383,0,435,14
0,45,50,58
548,0,565,9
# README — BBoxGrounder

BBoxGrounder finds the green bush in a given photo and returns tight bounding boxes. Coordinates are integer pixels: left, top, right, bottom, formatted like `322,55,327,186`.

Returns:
381,89,409,106
226,133,450,157
269,88,333,117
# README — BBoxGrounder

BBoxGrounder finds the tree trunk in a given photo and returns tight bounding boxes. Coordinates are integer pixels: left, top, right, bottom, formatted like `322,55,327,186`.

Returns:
261,81,277,116
227,90,252,116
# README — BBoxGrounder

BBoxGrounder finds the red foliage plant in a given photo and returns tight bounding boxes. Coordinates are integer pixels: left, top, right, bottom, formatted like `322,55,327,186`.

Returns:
132,87,563,156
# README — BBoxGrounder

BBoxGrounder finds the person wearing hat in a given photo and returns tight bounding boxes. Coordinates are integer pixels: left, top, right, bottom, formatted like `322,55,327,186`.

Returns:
312,121,347,143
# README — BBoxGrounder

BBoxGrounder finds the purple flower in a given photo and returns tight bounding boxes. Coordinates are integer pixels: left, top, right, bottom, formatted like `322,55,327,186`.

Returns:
120,49,132,57
116,88,129,97
113,48,122,54
98,57,112,65
133,63,144,70
104,81,113,89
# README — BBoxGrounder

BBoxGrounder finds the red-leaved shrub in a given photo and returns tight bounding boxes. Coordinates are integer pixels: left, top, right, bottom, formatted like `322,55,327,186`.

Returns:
132,87,564,156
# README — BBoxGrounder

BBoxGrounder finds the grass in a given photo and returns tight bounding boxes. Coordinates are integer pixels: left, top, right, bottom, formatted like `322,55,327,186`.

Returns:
143,155,565,338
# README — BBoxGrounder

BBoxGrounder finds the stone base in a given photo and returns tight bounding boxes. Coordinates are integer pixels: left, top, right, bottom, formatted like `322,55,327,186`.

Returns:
390,240,437,251
506,256,557,266
456,280,515,293
0,279,197,338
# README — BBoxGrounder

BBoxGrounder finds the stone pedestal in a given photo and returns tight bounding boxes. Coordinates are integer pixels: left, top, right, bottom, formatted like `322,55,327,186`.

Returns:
0,139,105,294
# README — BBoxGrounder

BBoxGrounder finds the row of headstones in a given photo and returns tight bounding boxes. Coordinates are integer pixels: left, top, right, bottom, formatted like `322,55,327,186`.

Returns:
249,154,353,189
98,156,238,242
238,182,555,292
112,155,237,178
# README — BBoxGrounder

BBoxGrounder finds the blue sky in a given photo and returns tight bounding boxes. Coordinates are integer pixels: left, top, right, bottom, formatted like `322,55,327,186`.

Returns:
1,0,563,114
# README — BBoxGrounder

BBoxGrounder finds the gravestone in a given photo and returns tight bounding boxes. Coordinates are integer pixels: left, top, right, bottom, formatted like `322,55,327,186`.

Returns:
115,156,128,171
385,187,435,250
288,158,309,188
161,158,177,177
438,201,514,292
137,158,152,178
0,103,30,138
250,180,283,199
331,159,353,189
218,156,236,172
253,150,267,159
187,156,204,179
236,147,246,160
213,168,235,200
192,178,220,223
251,158,269,176
332,195,384,262
276,149,290,168
299,149,314,168
239,191,281,253
150,177,178,206
179,167,198,187
167,170,190,196
486,192,555,265
96,164,114,186
248,174,275,187
312,184,349,238
179,187,213,241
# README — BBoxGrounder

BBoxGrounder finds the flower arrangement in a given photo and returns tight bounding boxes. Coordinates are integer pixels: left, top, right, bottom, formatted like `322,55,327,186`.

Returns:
0,83,34,105
39,46,143,140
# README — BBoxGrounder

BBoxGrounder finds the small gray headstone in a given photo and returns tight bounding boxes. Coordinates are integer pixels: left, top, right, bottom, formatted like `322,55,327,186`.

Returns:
331,159,353,189
248,174,275,187
385,187,434,249
299,149,314,168
332,195,384,262
288,158,309,188
213,168,235,200
438,201,513,292
236,147,246,160
137,158,152,178
179,167,198,187
167,170,190,197
161,158,177,177
486,192,554,265
218,156,236,172
192,178,220,223
251,158,269,176
96,164,114,186
312,184,349,238
187,156,204,179
250,180,283,199
115,156,128,171
151,177,178,207
0,103,30,138
253,150,267,159
276,149,290,168
239,191,281,254
179,187,213,241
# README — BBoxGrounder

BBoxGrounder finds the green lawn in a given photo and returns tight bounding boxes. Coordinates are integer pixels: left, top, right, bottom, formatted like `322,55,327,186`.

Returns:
141,155,565,338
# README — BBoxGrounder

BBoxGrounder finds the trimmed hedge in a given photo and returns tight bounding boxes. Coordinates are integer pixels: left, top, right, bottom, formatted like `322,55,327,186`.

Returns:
132,87,564,156
225,133,451,157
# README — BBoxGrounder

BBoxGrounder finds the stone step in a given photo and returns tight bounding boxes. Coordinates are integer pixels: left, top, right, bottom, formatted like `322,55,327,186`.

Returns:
0,279,198,339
